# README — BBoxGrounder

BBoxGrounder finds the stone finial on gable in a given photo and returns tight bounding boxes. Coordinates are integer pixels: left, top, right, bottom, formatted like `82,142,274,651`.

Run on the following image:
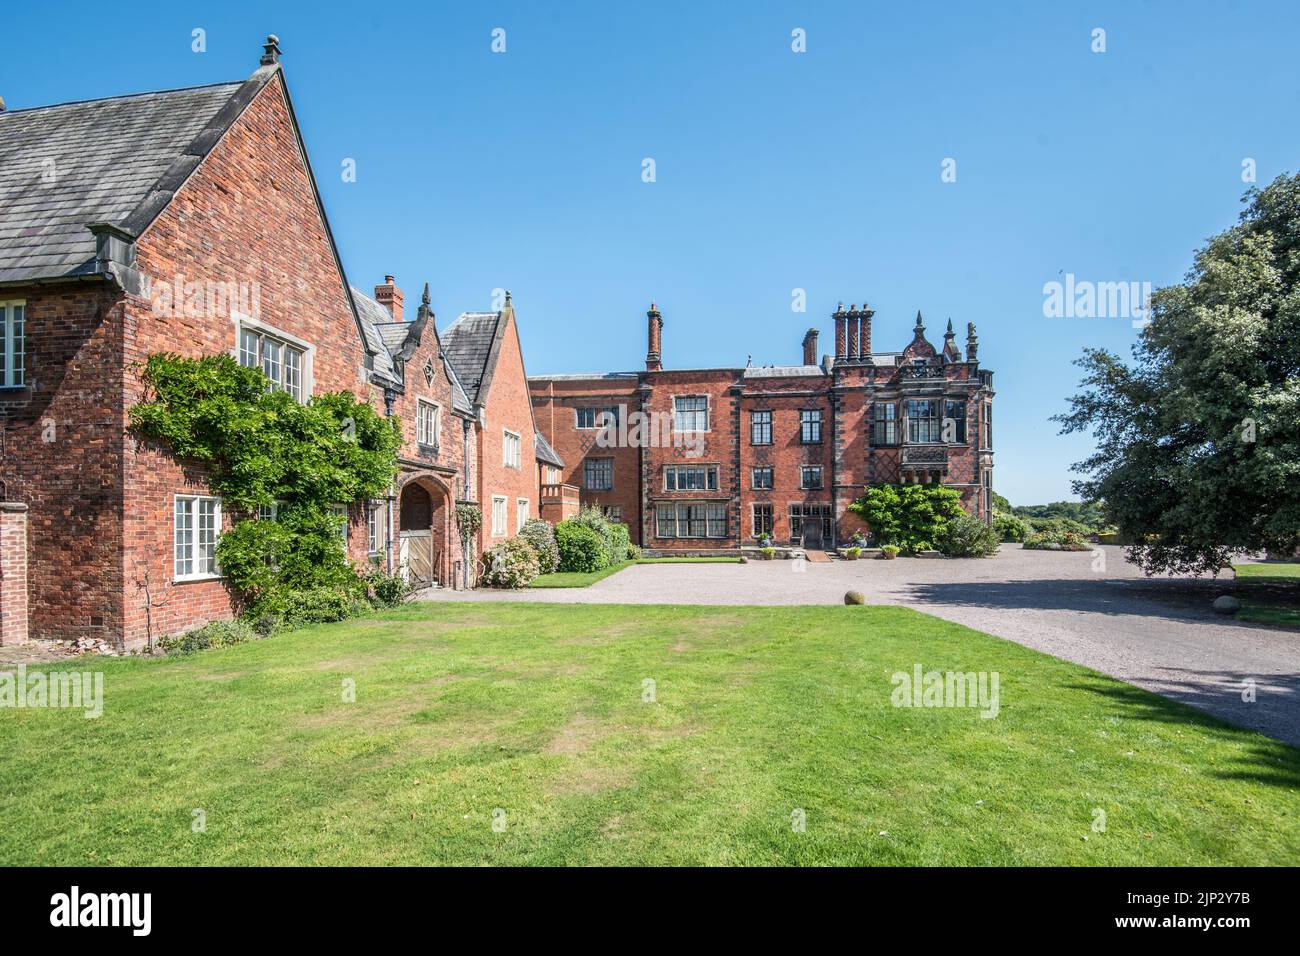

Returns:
965,321,979,362
260,34,282,66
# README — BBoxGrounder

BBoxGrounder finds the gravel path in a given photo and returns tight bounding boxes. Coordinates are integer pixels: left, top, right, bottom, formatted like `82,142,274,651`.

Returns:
423,546,1300,747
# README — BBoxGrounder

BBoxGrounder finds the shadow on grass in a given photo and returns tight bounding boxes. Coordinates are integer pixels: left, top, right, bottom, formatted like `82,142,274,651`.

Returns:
1063,673,1300,790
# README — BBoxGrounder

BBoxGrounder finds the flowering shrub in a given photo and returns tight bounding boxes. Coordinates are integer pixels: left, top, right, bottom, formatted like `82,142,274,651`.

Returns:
483,537,542,588
519,518,561,573
1023,528,1091,551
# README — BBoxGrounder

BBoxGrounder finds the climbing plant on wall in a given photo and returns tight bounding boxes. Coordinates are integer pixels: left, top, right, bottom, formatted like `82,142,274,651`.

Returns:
130,352,401,608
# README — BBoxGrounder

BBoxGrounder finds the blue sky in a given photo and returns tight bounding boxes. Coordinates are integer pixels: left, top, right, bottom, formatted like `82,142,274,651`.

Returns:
4,1,1298,503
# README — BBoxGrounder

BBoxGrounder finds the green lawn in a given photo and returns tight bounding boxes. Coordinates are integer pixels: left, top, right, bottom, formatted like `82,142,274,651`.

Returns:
2,603,1297,865
1232,563,1300,629
1233,562,1300,584
531,556,740,588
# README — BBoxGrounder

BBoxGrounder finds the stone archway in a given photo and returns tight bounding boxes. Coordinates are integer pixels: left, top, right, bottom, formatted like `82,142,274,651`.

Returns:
397,475,451,587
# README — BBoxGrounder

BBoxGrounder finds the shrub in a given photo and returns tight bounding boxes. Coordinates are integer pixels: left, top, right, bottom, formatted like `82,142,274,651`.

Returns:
608,523,631,566
845,546,862,559
760,547,777,560
160,619,257,655
992,511,1030,543
555,520,608,573
881,545,900,558
1023,528,1091,551
569,506,619,565
364,568,410,608
483,537,542,588
253,586,359,626
848,483,965,553
519,518,561,573
938,513,1001,557
626,542,642,561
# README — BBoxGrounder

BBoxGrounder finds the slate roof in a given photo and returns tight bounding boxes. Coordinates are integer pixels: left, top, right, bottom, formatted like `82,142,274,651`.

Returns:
349,286,400,384
0,81,245,283
441,311,504,405
534,431,564,467
350,285,475,416
742,364,827,378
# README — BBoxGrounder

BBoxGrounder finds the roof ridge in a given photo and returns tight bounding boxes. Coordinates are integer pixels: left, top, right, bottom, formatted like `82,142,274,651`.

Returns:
0,79,245,117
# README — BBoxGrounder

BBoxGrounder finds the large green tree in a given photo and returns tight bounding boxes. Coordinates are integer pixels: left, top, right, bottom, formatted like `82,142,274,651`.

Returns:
1056,173,1300,574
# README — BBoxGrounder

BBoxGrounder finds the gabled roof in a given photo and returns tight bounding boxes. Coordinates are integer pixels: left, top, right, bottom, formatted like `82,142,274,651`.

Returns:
350,285,400,384
441,310,505,405
0,81,247,282
534,431,564,467
351,284,475,416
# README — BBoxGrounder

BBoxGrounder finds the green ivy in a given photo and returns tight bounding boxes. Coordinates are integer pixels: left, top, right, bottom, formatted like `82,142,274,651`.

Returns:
130,353,401,607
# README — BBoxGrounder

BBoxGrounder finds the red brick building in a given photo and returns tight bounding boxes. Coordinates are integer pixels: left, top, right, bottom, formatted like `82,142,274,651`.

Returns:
0,38,558,648
530,303,995,553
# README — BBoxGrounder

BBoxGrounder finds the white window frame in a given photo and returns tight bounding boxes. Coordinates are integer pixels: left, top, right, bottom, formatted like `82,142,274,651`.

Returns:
417,399,441,448
174,494,223,581
517,498,530,532
231,313,315,401
503,429,522,469
491,495,508,536
368,501,388,556
672,395,710,433
0,299,26,388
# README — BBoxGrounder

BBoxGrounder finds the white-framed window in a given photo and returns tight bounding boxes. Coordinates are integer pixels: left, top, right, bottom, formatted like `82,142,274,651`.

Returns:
0,299,25,388
174,495,222,580
331,504,349,545
417,399,441,448
368,501,387,555
234,317,313,401
673,395,709,432
491,496,508,536
503,430,522,469
257,501,281,522
517,498,530,531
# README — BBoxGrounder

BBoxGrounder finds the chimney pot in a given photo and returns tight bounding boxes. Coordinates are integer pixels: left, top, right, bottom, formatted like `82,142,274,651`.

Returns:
260,34,282,66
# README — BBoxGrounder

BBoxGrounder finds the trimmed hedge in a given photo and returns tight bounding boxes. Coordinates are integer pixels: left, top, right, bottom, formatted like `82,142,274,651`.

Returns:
556,520,607,573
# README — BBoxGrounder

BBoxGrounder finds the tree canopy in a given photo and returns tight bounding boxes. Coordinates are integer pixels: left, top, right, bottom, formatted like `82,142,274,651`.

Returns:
1056,172,1300,574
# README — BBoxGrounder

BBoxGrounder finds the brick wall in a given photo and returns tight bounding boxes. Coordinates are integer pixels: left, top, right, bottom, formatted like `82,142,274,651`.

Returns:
529,376,641,540
0,503,29,645
475,307,541,552
0,284,127,643
119,73,372,647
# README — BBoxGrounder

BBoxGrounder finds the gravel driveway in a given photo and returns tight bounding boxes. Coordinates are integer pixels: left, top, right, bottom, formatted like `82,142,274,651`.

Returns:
424,546,1300,747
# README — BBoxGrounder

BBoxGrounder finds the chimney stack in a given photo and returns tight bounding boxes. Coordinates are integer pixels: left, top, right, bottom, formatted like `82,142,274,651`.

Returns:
833,303,847,361
801,328,819,365
375,275,404,321
858,302,875,359
846,305,860,360
646,302,663,371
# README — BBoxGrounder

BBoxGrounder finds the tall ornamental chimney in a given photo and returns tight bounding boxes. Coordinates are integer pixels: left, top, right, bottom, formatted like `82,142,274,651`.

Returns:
858,302,875,359
374,275,404,321
833,303,847,361
646,302,663,371
846,305,860,360
801,328,819,365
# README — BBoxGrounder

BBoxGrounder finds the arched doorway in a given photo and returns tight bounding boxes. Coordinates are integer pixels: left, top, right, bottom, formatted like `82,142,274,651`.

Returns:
398,478,448,587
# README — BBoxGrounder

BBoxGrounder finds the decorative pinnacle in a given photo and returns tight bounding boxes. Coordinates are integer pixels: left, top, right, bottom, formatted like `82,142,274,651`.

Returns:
421,282,431,306
914,310,925,332
260,34,282,66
